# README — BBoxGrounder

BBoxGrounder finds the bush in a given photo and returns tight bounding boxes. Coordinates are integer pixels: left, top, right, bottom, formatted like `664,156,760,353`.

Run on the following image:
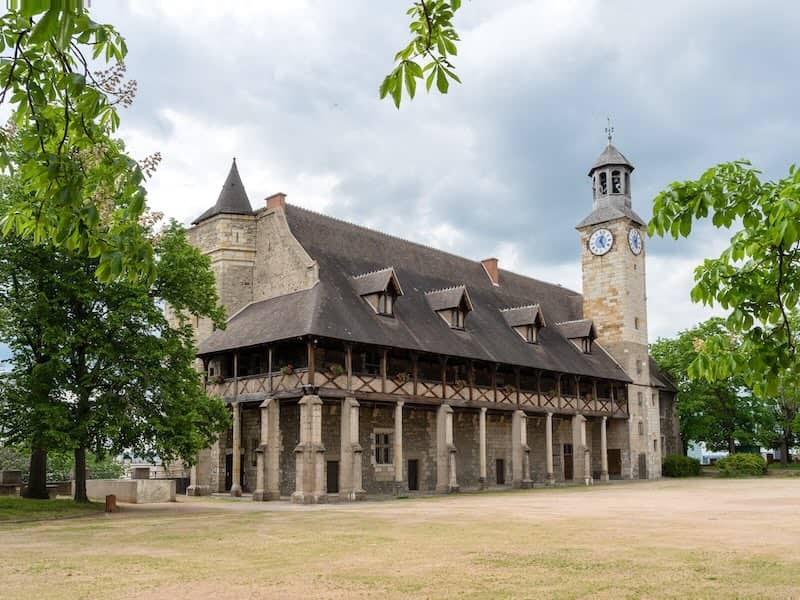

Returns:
717,453,767,477
662,454,701,477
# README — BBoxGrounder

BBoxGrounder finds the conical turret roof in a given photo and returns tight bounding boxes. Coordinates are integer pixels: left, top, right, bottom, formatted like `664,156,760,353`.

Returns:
588,143,634,176
192,159,253,224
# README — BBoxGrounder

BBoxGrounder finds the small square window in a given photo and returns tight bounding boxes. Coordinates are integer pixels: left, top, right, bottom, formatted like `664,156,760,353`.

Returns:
634,317,640,330
638,421,644,435
374,432,392,465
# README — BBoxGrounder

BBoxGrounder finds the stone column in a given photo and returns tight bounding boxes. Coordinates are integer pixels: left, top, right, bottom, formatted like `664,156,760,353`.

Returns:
545,412,554,486
292,394,327,504
187,446,213,496
254,398,280,501
394,401,405,495
600,416,609,482
340,397,365,501
230,402,242,497
479,407,487,489
572,413,591,486
436,404,458,493
512,410,532,488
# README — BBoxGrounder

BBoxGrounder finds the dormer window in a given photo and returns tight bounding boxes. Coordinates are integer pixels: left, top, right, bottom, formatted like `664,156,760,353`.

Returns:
500,304,546,345
352,267,404,318
426,286,473,331
377,291,395,316
557,319,597,355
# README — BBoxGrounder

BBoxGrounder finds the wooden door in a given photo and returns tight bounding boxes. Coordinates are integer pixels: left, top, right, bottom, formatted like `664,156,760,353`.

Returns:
408,459,419,491
496,459,505,485
563,444,574,480
638,453,647,479
225,454,232,491
326,461,339,494
607,449,622,478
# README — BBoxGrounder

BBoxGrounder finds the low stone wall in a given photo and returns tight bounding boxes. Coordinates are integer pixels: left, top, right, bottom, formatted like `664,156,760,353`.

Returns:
75,479,176,503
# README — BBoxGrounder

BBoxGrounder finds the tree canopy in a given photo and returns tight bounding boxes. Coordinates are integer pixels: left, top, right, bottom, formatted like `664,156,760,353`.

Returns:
649,161,800,399
0,1,154,282
381,1,463,108
0,173,229,501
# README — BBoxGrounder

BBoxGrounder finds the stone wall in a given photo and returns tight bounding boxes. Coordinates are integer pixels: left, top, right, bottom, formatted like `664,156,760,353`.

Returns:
486,411,512,487
279,401,300,497
359,403,396,495
241,406,260,493
322,402,342,493
252,207,319,303
453,409,480,490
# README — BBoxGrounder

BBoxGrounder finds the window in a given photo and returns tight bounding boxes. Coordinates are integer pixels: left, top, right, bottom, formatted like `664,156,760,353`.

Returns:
599,172,608,194
375,432,392,465
636,359,642,375
638,421,644,435
637,392,643,406
634,317,639,330
250,439,259,467
652,392,657,407
525,324,538,344
612,170,621,193
377,291,395,316
653,439,657,452
450,308,465,329
581,337,592,353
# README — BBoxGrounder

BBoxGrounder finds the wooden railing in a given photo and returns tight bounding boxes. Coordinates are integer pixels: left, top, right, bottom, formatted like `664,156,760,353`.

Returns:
205,367,627,417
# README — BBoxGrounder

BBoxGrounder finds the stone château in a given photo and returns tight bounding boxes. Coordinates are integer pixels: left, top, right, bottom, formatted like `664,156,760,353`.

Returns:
184,139,681,502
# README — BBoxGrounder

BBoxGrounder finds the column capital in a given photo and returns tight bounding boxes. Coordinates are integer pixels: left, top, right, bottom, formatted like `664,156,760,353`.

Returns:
259,397,275,409
480,406,488,414
299,393,323,406
396,400,405,408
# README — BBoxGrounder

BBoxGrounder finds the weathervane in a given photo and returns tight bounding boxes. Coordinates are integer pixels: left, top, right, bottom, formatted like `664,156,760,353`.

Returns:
605,117,614,144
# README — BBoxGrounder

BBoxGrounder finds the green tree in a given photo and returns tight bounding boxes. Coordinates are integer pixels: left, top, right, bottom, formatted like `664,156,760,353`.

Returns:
381,1,463,108
650,318,769,453
0,1,154,282
649,161,800,398
0,177,229,502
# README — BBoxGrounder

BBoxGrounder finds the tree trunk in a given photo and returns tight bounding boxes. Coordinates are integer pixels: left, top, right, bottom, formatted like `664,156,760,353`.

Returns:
73,446,89,503
728,436,736,454
781,438,790,467
23,446,49,499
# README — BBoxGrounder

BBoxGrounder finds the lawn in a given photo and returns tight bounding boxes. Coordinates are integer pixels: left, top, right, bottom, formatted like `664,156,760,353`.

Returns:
2,478,800,599
0,496,103,522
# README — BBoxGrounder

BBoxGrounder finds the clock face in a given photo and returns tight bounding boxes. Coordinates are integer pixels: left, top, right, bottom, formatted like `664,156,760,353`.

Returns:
588,228,614,256
628,228,643,255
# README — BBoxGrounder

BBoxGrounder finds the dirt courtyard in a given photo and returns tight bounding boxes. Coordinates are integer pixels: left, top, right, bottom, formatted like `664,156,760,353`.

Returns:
2,478,800,599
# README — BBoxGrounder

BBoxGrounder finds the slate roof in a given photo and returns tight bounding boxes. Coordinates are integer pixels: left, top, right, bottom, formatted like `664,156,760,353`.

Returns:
425,286,473,312
352,267,404,297
649,357,678,393
192,159,254,225
589,143,634,175
198,205,632,382
575,204,646,228
556,319,596,340
500,304,545,328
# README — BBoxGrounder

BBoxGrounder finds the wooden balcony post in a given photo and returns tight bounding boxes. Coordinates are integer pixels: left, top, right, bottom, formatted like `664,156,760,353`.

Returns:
380,348,388,393
233,351,239,398
468,360,474,402
556,373,562,408
440,356,448,399
514,367,521,406
592,379,599,411
307,339,315,385
411,353,419,398
345,344,353,391
535,370,542,407
491,364,498,403
267,346,273,393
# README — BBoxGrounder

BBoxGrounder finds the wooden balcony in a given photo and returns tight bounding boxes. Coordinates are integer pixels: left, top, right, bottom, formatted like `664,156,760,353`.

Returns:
204,342,629,418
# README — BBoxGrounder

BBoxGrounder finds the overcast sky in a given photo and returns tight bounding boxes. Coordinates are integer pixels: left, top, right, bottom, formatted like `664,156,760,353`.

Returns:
3,0,800,363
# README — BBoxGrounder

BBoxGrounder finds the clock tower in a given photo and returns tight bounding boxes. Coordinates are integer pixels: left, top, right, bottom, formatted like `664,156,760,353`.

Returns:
576,132,661,480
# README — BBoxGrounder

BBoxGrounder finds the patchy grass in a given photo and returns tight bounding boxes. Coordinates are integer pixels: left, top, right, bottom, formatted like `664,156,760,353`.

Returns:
2,479,800,598
0,496,103,522
768,463,800,470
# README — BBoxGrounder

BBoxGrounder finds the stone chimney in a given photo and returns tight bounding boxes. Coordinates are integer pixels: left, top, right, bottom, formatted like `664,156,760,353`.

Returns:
266,192,286,210
481,257,499,286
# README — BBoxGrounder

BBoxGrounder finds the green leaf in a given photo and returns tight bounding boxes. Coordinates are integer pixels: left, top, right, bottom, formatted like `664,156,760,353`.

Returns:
436,66,449,93
404,64,417,99
29,8,60,44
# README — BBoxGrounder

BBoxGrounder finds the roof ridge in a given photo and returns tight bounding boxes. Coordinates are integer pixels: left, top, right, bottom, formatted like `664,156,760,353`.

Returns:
352,266,395,279
555,318,592,325
500,303,541,312
425,284,467,295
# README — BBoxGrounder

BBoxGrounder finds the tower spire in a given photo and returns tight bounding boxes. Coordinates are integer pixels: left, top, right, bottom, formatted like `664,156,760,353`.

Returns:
605,117,614,145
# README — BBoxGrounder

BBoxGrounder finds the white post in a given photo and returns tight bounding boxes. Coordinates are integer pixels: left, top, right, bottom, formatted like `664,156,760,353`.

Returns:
230,402,242,497
600,416,609,482
479,407,487,488
394,401,404,495
545,412,554,485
